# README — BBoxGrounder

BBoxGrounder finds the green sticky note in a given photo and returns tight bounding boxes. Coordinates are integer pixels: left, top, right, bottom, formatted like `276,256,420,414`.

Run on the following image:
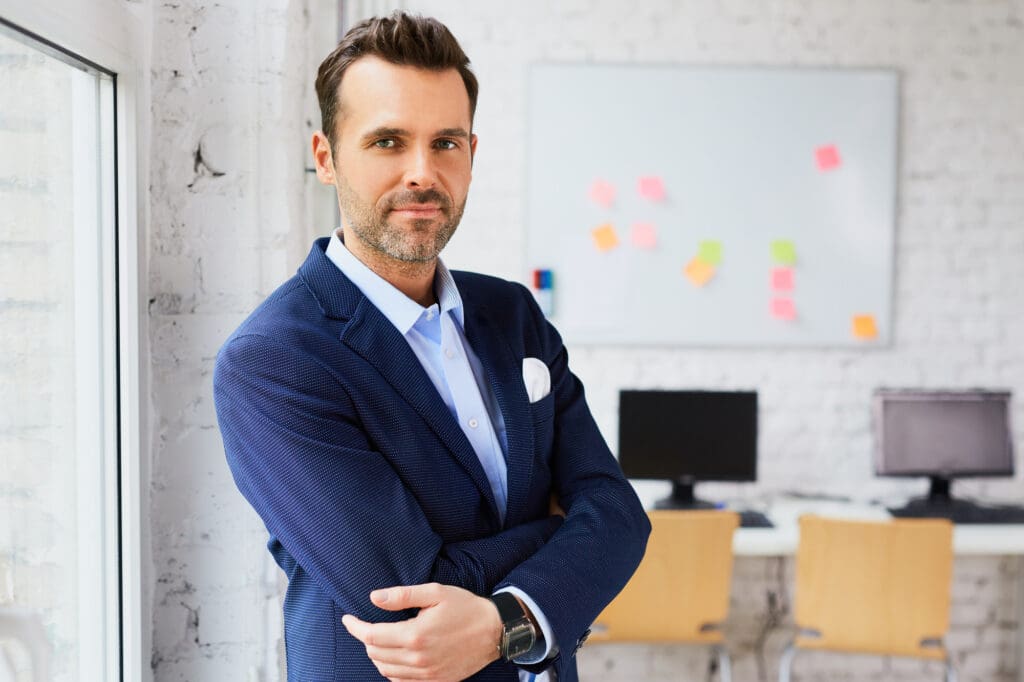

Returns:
771,240,796,265
697,240,722,265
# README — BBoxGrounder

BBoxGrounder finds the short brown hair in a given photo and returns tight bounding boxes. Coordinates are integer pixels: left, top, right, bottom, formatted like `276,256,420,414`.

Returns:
315,11,479,150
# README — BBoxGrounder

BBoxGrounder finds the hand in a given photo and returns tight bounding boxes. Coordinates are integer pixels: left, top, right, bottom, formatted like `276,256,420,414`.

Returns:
549,493,565,518
342,582,502,682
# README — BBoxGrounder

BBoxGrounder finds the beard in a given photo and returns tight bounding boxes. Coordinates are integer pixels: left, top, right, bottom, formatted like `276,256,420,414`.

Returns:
336,174,466,264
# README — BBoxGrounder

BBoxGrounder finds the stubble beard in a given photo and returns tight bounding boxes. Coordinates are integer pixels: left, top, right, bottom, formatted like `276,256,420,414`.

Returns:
337,175,466,264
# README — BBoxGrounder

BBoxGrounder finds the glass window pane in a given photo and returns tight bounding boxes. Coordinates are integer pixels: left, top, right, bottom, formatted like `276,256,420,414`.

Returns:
0,23,118,682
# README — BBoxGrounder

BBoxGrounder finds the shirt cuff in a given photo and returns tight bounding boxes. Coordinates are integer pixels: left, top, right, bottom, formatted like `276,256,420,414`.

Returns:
494,586,558,664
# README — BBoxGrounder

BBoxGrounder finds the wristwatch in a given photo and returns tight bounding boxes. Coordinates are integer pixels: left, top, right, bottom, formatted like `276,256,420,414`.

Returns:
489,592,538,661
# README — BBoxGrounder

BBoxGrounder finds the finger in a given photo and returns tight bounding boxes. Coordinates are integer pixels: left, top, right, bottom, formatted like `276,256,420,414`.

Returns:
370,582,444,611
342,614,414,648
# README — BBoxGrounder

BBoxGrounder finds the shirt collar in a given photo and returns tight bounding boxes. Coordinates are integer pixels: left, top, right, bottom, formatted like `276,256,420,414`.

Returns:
325,229,465,334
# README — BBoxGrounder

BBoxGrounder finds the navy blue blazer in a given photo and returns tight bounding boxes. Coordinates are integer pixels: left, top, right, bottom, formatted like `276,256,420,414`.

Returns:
214,238,650,681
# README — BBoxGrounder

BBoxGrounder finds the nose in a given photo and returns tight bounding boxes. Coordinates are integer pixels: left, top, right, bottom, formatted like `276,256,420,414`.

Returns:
403,147,439,189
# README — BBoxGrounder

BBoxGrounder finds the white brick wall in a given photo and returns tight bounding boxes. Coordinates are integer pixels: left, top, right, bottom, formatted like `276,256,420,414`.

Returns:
145,0,1024,680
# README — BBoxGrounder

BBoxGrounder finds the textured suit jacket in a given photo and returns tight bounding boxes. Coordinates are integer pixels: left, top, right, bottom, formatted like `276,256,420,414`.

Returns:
213,238,650,681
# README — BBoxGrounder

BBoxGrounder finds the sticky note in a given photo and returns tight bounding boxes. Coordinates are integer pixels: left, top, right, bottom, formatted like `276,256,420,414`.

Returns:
697,240,722,265
591,224,619,252
588,179,616,208
630,222,657,249
683,258,715,287
815,144,841,171
771,267,794,291
637,176,666,202
771,297,797,321
771,240,797,265
852,314,879,340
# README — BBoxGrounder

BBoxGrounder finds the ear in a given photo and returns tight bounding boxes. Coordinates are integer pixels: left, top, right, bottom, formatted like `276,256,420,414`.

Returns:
311,131,336,185
470,133,478,166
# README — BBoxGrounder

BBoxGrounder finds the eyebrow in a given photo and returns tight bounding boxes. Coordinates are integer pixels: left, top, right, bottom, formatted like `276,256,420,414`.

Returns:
359,126,471,144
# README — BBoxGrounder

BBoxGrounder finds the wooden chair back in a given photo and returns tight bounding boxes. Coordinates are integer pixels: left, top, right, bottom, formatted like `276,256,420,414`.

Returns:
793,515,954,659
590,510,739,643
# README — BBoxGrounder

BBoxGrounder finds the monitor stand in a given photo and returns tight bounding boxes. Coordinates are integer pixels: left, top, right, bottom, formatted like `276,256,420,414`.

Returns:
654,479,716,510
888,476,1024,524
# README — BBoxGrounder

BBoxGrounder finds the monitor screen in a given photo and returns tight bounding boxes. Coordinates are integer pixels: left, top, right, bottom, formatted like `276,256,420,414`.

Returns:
618,390,757,482
873,390,1014,477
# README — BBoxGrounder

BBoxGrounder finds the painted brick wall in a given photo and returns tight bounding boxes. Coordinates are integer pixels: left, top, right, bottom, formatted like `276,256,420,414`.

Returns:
146,1,1024,680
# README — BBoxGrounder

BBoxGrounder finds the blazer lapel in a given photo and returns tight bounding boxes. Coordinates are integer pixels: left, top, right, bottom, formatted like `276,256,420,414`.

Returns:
464,305,535,529
299,238,500,521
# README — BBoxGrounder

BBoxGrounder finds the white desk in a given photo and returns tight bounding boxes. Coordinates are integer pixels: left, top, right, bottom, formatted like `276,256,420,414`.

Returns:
725,499,1024,681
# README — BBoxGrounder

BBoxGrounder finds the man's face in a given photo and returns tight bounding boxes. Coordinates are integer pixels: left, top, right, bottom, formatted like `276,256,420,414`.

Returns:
314,56,477,264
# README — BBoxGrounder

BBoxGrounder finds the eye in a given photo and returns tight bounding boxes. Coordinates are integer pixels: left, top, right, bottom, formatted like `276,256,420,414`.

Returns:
434,138,459,151
373,138,398,149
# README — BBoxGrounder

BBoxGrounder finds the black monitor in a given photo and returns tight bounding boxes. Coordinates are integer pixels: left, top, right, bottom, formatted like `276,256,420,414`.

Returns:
618,390,758,509
874,389,1015,519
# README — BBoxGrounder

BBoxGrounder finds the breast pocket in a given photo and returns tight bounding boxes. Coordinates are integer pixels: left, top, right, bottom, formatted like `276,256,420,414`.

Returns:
529,392,555,461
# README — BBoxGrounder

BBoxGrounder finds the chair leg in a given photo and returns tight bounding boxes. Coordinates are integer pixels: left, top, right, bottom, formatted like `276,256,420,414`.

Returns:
714,645,732,682
778,640,797,682
944,657,957,682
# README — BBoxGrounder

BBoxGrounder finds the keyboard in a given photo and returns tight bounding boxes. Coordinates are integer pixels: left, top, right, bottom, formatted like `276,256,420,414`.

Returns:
889,502,1024,525
736,510,774,528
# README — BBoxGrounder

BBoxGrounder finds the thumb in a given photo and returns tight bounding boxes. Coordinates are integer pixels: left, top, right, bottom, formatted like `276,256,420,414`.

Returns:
370,582,444,611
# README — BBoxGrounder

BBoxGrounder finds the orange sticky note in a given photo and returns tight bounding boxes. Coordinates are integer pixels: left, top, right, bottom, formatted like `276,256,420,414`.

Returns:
637,176,666,201
630,222,657,249
852,314,879,340
771,297,797,321
815,144,841,171
589,179,616,208
591,224,619,252
683,258,715,287
771,267,794,291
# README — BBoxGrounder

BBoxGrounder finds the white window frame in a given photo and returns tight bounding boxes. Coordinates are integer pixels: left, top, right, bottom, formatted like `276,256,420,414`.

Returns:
0,2,149,681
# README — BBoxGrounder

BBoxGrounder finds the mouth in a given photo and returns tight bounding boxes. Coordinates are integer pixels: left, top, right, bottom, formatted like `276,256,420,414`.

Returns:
390,204,443,218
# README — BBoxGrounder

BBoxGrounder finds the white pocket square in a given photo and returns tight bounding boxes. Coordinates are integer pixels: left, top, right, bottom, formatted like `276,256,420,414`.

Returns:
522,357,551,403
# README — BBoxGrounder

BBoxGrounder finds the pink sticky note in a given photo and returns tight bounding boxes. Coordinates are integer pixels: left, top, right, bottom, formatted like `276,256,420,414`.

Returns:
637,176,666,201
815,144,841,171
771,297,797,321
771,267,794,291
630,222,657,249
589,179,616,208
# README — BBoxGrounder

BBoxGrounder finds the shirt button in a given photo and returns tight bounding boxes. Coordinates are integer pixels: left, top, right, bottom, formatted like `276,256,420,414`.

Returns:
425,310,435,321
468,418,479,429
445,348,455,359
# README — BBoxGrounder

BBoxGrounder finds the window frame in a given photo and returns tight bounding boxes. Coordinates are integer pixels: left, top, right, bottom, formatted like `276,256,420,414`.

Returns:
0,2,149,681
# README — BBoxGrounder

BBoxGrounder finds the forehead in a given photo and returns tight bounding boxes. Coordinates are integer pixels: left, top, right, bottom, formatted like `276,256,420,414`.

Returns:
336,56,472,136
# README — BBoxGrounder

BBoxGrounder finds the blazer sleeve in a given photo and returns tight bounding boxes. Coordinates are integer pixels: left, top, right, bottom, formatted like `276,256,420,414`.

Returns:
213,332,563,622
495,285,651,676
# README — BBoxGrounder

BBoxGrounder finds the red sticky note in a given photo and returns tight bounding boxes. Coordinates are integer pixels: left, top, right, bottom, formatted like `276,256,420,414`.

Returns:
589,179,616,208
630,222,657,249
771,297,797,321
771,267,794,291
637,176,666,201
815,144,841,171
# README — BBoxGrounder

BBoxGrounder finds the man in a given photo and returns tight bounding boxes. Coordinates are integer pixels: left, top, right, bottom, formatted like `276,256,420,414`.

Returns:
214,11,649,682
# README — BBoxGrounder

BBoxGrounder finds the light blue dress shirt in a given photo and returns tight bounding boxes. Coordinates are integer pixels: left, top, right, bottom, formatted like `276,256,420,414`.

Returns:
326,232,554,679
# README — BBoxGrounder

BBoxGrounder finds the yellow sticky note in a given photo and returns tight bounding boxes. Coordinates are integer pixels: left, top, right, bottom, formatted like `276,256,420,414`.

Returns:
697,240,723,265
684,258,716,287
771,240,797,265
852,314,878,340
591,224,619,252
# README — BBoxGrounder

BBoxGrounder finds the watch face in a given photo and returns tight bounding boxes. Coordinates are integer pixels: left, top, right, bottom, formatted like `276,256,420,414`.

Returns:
504,619,535,660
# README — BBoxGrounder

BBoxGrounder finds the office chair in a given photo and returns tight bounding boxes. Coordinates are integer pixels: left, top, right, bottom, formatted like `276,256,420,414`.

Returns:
779,515,957,682
590,510,740,681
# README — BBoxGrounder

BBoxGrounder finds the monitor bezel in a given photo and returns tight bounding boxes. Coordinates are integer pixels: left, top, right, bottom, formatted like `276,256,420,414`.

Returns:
872,388,1014,478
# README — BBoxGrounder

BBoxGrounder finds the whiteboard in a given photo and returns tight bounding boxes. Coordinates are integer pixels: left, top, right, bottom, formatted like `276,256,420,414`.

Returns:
524,64,899,347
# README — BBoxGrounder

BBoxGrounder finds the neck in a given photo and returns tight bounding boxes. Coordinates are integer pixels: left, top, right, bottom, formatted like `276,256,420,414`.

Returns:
340,228,438,307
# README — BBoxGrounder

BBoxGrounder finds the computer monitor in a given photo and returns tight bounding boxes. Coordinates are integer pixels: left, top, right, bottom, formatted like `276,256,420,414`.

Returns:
618,390,758,509
873,389,1015,518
